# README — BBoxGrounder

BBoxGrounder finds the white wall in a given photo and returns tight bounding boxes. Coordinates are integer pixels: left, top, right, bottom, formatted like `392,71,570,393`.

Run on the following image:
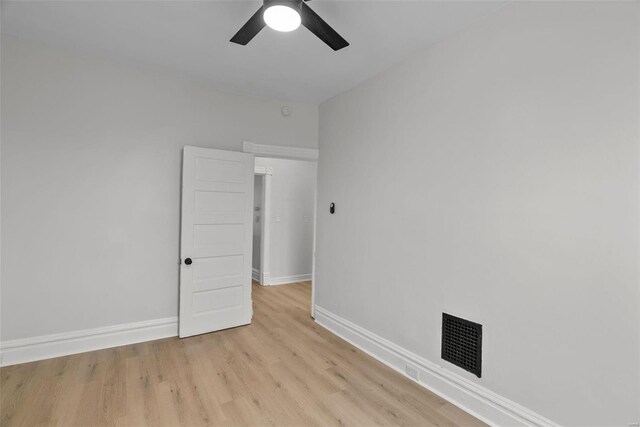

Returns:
315,2,639,425
0,36,318,341
256,157,316,285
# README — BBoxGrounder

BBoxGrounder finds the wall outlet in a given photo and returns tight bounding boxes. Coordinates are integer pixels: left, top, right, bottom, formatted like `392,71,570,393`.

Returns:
405,364,419,381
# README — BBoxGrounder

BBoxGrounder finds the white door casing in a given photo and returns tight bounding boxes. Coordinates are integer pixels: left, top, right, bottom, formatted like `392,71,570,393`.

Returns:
245,142,319,317
253,166,272,286
179,146,255,338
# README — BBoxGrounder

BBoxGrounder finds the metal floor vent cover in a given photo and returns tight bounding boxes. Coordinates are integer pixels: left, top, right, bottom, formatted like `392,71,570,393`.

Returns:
441,313,482,378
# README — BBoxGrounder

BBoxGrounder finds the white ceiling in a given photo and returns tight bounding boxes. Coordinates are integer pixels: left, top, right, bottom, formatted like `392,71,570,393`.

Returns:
1,1,505,103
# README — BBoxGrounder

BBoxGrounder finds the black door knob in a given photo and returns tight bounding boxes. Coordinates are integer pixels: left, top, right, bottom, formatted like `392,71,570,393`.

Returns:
184,258,193,265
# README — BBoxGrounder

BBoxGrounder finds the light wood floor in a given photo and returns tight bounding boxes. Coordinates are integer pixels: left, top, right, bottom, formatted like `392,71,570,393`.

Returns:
1,281,485,427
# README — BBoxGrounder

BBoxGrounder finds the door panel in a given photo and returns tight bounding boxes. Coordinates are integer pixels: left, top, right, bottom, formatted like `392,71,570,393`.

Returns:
194,191,245,213
180,146,254,338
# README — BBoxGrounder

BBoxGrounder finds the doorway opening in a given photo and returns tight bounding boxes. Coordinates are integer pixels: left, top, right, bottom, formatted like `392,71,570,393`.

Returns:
251,158,317,308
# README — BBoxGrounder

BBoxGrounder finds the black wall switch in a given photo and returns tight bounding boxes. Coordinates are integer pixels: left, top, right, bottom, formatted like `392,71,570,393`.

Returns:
330,203,335,214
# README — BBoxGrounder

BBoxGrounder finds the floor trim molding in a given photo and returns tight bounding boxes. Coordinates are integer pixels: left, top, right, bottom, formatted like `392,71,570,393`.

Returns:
0,317,178,367
314,306,558,427
264,274,312,286
252,267,261,283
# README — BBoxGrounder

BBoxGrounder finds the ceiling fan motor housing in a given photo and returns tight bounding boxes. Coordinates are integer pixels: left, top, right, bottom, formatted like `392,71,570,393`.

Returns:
263,0,303,13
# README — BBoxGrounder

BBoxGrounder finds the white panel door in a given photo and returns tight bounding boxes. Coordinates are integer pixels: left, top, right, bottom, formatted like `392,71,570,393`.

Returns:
179,146,254,338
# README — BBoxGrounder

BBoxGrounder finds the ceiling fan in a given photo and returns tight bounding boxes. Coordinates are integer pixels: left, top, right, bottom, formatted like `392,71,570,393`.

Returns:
230,0,349,51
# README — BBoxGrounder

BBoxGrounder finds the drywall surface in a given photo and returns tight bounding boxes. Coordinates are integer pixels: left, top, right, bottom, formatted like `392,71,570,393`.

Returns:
255,157,316,284
316,2,639,425
0,36,318,341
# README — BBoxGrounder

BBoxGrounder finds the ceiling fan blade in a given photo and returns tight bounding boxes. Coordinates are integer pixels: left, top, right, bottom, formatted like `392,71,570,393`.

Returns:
230,6,265,45
300,2,349,51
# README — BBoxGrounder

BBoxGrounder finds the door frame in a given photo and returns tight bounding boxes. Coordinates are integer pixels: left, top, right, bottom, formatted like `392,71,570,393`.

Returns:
253,166,272,286
243,141,319,318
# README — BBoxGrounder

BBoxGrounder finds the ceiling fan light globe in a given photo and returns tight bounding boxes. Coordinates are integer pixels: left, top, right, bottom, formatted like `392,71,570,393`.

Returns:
263,5,301,32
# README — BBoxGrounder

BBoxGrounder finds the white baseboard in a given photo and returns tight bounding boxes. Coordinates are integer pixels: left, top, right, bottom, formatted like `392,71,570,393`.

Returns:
0,317,178,367
252,267,261,283
314,306,558,427
264,273,312,286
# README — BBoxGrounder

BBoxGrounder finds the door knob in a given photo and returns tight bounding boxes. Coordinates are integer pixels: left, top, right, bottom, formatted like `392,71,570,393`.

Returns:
184,258,193,265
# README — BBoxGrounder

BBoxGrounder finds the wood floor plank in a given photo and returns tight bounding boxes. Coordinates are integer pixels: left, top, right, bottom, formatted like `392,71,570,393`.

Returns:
0,281,486,427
